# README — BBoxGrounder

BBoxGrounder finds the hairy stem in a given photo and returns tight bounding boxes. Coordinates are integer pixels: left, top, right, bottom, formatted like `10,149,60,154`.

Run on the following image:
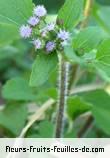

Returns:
55,0,93,138
55,55,69,138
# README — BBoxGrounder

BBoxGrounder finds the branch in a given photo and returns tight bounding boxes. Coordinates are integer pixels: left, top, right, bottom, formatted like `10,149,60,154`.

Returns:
70,83,105,95
19,98,55,138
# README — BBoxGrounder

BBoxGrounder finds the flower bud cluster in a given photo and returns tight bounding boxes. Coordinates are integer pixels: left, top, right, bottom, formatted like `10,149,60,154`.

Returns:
20,5,70,54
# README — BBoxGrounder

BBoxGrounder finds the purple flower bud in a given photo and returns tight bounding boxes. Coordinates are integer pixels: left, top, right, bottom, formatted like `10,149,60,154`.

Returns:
28,16,40,26
34,5,47,17
46,23,55,31
33,39,42,50
57,29,70,41
46,41,56,53
41,30,47,37
20,25,32,38
40,28,48,37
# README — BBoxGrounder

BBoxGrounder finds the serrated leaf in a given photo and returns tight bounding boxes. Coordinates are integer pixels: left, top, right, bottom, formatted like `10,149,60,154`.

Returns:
0,104,27,135
79,90,110,135
2,77,36,101
30,53,58,87
0,0,33,26
57,0,84,30
95,39,110,81
73,27,105,53
67,96,91,120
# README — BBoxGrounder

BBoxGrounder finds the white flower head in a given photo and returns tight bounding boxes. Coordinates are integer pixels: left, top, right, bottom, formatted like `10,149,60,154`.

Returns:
28,16,40,26
33,39,42,50
57,29,70,41
46,23,55,31
46,41,56,53
34,5,47,17
20,25,32,38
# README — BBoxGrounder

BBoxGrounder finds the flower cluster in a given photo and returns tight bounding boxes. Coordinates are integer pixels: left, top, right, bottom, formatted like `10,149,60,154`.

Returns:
20,5,70,54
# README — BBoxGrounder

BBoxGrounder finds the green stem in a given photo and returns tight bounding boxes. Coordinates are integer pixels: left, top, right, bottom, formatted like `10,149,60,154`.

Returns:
78,115,94,137
55,55,69,138
80,0,93,28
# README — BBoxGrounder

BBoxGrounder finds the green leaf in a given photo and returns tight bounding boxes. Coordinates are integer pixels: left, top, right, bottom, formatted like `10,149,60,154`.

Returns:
0,104,27,135
0,0,33,26
30,53,58,87
0,23,19,47
0,46,19,60
64,45,83,64
38,120,54,138
2,77,36,101
27,120,54,138
64,27,106,65
0,0,33,46
96,39,110,65
57,0,84,30
80,90,110,135
64,130,77,138
95,39,110,81
93,6,110,34
95,62,110,81
67,96,91,120
73,27,106,53
45,88,57,100
64,45,96,65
